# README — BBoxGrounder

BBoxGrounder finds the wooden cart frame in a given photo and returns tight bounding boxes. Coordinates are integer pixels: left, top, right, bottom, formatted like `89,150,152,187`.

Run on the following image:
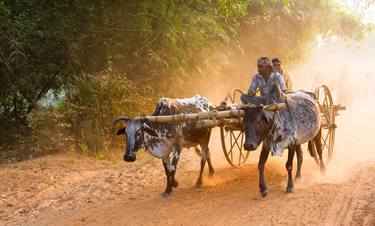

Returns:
219,85,345,167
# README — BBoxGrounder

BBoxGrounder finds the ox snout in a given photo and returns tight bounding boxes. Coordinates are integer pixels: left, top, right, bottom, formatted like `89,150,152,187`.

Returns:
244,142,258,151
124,154,136,162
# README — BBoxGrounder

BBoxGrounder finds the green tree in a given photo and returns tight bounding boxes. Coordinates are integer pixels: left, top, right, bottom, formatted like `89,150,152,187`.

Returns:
0,0,371,157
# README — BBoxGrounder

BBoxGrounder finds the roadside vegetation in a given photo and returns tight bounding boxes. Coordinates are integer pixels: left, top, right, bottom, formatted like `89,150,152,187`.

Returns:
0,0,371,162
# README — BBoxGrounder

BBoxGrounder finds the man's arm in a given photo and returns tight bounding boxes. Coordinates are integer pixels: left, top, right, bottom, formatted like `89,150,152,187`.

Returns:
247,75,258,96
277,74,287,93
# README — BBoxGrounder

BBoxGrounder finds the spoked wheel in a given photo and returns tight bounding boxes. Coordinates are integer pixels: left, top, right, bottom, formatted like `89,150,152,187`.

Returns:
312,85,336,165
220,89,249,167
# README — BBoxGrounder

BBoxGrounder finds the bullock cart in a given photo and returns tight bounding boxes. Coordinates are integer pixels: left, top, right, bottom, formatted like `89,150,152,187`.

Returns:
218,85,346,167
133,85,345,167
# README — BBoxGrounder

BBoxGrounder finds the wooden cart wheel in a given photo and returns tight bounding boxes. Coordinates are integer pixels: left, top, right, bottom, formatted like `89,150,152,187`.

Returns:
312,85,336,165
220,89,249,167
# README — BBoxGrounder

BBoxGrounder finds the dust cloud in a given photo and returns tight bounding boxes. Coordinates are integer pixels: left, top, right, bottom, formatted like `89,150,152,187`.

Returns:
291,35,375,107
281,34,375,186
291,35,375,156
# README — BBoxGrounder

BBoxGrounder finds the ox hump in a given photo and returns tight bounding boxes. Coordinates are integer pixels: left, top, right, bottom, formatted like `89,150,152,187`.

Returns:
153,95,212,116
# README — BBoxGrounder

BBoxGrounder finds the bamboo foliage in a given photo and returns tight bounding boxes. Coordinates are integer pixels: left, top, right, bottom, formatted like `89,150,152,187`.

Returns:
0,0,371,157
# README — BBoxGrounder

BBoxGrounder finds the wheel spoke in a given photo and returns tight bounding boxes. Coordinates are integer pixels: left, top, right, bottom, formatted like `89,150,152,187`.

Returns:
240,133,245,160
227,131,244,166
322,134,329,150
322,130,330,150
234,132,242,150
238,132,245,165
229,131,242,152
320,103,330,122
229,132,234,161
328,130,335,162
229,133,235,153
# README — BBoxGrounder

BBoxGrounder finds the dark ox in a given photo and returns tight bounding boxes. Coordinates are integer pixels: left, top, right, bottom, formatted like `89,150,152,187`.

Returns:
242,82,325,197
113,96,214,196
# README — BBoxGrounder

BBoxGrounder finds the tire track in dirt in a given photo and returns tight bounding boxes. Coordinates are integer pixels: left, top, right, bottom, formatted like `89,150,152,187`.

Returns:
324,165,375,226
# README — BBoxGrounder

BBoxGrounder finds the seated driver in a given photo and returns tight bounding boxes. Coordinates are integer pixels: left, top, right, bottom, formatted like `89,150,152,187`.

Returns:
241,57,287,105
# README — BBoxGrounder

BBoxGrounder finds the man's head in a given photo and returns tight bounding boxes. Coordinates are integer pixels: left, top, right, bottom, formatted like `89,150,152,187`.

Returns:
257,57,272,77
271,58,283,74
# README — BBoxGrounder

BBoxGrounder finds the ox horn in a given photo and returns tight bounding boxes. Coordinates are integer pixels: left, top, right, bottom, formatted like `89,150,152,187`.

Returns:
112,116,131,127
263,103,286,111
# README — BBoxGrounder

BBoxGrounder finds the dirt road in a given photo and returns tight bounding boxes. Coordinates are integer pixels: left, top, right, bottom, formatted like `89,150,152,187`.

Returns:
1,154,373,226
1,102,374,226
37,163,375,226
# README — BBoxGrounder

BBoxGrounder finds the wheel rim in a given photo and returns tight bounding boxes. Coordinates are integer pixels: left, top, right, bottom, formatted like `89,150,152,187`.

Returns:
220,89,249,167
220,126,249,167
315,85,335,165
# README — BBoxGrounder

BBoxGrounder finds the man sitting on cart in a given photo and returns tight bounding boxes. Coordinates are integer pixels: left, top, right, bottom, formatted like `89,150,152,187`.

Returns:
241,57,287,105
272,58,294,92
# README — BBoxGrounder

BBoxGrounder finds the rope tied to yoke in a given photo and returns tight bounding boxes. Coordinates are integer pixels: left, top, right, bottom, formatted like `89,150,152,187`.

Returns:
209,110,217,126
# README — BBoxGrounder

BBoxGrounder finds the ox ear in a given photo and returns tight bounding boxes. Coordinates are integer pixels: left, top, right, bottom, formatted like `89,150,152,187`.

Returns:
263,103,286,112
116,127,126,135
143,122,158,137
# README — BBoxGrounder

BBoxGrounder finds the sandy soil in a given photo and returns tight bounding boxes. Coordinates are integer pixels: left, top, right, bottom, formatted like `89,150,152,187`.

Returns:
1,101,374,226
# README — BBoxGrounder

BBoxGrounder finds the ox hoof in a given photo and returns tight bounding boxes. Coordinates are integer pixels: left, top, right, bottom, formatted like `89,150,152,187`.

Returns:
260,189,268,197
160,191,171,197
195,182,202,188
286,187,294,193
172,180,179,188
208,172,215,178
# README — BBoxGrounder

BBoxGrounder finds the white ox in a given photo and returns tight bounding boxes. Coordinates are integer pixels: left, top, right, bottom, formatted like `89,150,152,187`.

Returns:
242,82,324,197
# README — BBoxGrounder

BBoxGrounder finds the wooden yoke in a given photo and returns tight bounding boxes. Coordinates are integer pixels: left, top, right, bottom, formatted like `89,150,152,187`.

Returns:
133,109,245,124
